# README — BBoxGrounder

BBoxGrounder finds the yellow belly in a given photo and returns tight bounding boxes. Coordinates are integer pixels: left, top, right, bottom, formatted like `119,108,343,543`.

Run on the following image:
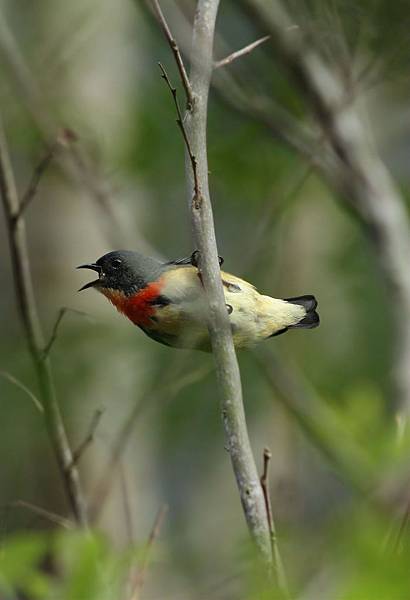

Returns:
145,266,305,350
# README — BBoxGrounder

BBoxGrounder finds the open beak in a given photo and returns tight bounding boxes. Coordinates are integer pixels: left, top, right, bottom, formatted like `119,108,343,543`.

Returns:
77,263,102,291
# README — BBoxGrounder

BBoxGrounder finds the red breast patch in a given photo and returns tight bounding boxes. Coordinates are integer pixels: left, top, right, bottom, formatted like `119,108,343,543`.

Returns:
101,280,163,326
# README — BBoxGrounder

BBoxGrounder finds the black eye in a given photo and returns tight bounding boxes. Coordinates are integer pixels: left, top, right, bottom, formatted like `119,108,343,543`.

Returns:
112,259,122,269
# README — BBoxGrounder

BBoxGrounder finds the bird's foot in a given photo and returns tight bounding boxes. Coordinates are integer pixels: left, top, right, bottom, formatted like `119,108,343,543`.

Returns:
190,250,224,268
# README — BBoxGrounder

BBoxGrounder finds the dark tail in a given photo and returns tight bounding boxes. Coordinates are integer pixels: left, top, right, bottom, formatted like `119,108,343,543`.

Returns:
285,295,320,329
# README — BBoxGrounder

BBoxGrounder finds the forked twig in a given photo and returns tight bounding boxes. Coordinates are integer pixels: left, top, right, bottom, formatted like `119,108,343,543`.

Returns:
0,118,88,527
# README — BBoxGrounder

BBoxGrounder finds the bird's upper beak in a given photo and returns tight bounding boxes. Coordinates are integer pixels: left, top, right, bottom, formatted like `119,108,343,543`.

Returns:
77,263,102,291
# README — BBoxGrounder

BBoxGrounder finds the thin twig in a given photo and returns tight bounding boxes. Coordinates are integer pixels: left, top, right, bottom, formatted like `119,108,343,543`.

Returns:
214,35,270,68
89,363,210,521
394,501,410,554
9,500,74,529
17,128,77,220
129,504,168,600
43,306,92,358
260,448,274,541
260,448,290,597
0,118,88,527
119,462,135,546
0,370,43,412
68,408,104,470
158,62,201,200
149,0,193,109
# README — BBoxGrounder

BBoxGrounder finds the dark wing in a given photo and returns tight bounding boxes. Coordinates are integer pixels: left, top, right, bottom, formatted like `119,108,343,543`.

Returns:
165,250,224,267
165,255,195,266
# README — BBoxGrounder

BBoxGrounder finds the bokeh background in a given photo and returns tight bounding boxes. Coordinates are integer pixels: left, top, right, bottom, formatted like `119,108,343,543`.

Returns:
1,1,410,598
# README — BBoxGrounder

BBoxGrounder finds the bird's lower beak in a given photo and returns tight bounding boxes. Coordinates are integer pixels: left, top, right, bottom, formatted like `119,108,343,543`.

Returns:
77,263,102,291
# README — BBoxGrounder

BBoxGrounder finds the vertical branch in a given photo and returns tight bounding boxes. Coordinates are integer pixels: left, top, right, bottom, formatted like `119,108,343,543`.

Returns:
182,0,272,563
0,119,88,527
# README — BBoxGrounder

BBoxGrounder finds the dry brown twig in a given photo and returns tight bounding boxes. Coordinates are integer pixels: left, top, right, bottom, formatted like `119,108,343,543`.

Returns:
260,448,289,596
158,62,201,200
128,504,168,600
0,119,88,527
149,0,193,109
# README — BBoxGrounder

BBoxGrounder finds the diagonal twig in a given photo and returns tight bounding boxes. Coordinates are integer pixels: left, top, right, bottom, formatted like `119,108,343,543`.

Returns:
149,0,194,109
158,62,201,202
16,130,74,219
128,504,168,600
43,306,92,358
89,362,210,521
67,408,104,470
0,370,43,413
9,500,74,529
214,35,270,68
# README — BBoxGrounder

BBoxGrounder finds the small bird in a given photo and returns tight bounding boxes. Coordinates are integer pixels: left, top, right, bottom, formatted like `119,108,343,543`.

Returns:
78,250,319,351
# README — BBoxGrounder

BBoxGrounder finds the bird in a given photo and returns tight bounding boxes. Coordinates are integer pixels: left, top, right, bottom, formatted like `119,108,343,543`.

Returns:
77,250,319,351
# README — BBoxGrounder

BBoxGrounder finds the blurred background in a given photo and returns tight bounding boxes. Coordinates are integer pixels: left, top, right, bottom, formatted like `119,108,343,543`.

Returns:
1,1,410,598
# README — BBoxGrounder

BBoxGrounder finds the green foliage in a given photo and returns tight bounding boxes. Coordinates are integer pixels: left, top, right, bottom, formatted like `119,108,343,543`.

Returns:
0,530,146,600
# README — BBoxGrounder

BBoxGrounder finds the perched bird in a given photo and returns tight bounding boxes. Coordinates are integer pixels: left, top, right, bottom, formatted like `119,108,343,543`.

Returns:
78,250,319,351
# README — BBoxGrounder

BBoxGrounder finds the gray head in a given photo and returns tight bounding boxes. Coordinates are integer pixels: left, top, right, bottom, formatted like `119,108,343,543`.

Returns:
77,250,164,295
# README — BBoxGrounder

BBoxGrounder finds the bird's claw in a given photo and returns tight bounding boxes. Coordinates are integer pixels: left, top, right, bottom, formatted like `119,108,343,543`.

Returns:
190,250,224,268
190,250,200,267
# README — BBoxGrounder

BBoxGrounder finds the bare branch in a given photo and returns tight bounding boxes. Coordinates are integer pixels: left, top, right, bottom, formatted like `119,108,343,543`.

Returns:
68,408,104,470
149,0,193,109
214,35,270,69
0,370,43,413
9,500,74,530
17,128,77,220
0,118,88,527
128,504,168,600
158,62,201,199
180,0,273,564
43,306,92,358
260,448,289,597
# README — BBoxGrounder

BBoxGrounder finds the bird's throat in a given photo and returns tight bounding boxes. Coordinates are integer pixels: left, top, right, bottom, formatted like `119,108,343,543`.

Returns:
100,282,163,326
